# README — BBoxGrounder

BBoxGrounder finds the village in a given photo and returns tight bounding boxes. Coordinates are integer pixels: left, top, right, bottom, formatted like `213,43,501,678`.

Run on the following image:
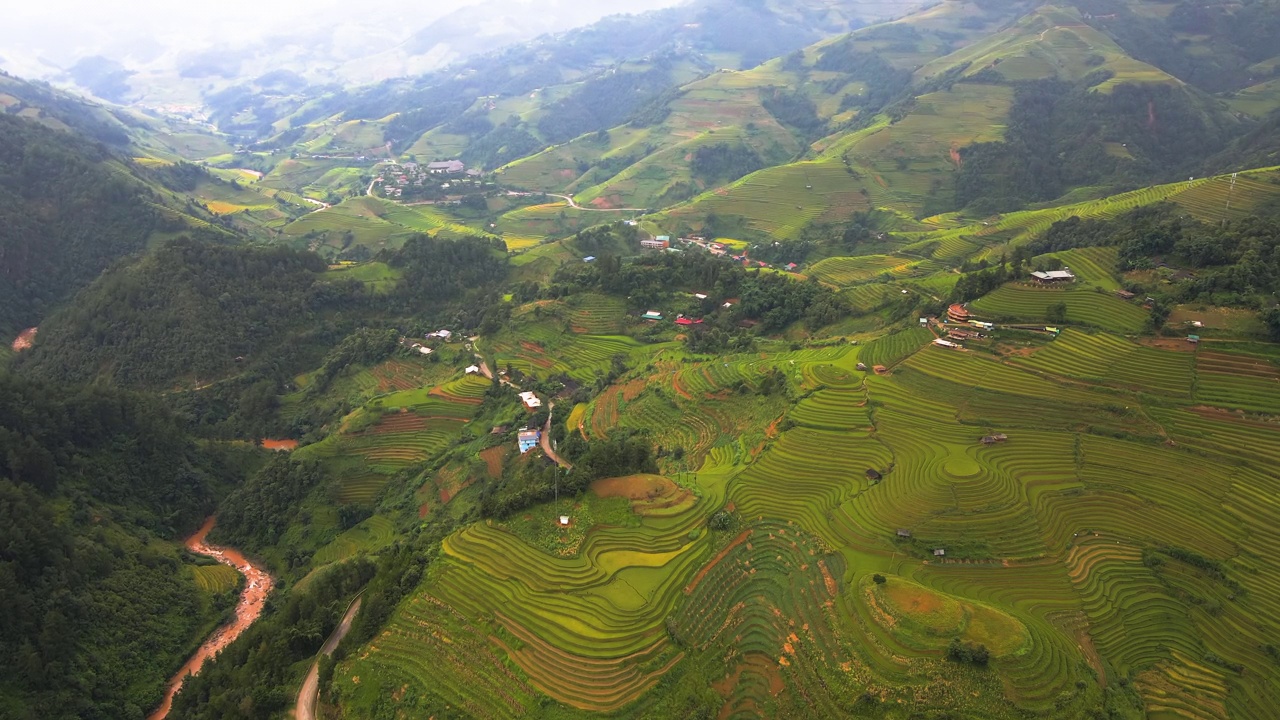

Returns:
372,158,485,201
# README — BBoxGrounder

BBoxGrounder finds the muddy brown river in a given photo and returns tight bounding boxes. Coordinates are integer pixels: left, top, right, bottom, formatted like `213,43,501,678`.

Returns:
147,517,273,720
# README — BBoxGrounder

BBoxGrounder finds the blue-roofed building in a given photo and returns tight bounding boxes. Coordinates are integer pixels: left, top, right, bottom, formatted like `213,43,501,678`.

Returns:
518,429,541,454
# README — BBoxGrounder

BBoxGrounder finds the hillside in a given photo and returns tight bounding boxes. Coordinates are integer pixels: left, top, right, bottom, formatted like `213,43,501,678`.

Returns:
6,3,1280,720
0,371,245,719
0,112,243,338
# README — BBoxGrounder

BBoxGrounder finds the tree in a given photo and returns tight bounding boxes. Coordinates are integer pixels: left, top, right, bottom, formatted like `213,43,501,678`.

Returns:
1046,301,1068,324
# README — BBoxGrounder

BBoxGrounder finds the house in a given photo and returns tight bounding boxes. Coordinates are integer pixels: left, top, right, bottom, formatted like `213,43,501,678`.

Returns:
416,346,434,356
934,548,946,557
785,262,798,271
491,425,508,435
428,329,453,340
866,468,883,481
518,429,540,454
427,160,465,174
1045,326,1060,334
947,329,973,341
1115,289,1136,300
723,302,733,308
1187,334,1200,344
897,529,911,538
640,237,670,250
518,391,542,410
464,365,480,375
933,338,959,348
583,256,596,263
694,293,708,300
642,310,663,321
559,515,571,526
919,317,929,326
856,362,868,371
1030,269,1076,283
947,304,970,323
674,317,704,326
980,433,1009,445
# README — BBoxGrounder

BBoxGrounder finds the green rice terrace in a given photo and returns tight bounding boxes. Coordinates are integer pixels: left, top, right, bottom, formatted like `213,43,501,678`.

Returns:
322,318,1280,719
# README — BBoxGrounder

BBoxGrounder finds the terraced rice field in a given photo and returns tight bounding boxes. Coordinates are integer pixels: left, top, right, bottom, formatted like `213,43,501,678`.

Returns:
485,324,646,383
192,564,239,594
1194,350,1280,413
1014,329,1194,397
332,322,1280,718
969,284,1148,333
808,254,918,286
312,516,397,565
299,373,490,502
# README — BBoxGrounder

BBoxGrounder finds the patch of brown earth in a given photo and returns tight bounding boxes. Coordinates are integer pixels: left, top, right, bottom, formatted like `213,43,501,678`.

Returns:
685,529,752,595
479,445,506,478
591,473,674,500
11,327,37,352
1136,337,1197,352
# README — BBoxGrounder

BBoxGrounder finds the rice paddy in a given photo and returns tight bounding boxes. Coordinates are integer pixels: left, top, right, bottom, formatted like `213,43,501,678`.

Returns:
328,295,1280,718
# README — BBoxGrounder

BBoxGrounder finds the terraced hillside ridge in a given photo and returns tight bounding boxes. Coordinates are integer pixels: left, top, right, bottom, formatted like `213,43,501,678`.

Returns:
324,315,1280,718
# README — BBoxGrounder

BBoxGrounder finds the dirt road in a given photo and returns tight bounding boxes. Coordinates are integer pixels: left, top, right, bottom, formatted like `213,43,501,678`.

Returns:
505,190,647,212
541,403,573,470
148,518,273,720
295,596,363,720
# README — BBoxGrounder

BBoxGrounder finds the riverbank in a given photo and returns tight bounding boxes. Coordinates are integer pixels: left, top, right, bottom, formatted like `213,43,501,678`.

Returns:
147,517,273,720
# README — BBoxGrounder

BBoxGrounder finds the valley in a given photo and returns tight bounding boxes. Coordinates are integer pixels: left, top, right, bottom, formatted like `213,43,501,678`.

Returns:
3,0,1280,718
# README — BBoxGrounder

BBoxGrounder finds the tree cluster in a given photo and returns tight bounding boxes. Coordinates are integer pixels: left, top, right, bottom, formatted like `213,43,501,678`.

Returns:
0,371,239,718
955,80,1236,213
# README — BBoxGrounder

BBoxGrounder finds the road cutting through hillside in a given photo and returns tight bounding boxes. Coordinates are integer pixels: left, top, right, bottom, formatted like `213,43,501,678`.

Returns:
295,596,363,720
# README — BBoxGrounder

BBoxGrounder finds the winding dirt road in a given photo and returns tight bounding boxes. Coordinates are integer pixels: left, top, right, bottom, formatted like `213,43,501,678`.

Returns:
541,403,573,470
505,190,647,212
147,518,273,720
295,596,363,720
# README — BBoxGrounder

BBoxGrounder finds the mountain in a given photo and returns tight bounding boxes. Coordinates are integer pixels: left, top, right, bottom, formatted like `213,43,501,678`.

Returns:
0,370,243,719
5,3,1280,719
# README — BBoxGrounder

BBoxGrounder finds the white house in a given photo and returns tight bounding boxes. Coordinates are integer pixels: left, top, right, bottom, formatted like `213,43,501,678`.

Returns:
464,365,480,374
518,391,542,410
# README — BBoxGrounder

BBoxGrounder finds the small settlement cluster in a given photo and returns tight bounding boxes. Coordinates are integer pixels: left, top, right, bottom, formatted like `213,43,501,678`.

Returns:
375,159,481,199
626,232,796,272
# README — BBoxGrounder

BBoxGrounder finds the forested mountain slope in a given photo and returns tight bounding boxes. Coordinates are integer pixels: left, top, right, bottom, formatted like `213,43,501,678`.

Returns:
0,372,243,719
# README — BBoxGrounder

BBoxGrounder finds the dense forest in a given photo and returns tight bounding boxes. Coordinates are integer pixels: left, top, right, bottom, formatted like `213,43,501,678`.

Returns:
1035,202,1280,317
0,114,163,336
535,64,677,144
955,80,1237,212
19,239,366,389
0,371,243,719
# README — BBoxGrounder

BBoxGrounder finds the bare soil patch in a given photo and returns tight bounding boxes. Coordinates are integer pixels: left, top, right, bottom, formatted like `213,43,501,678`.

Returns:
11,327,36,352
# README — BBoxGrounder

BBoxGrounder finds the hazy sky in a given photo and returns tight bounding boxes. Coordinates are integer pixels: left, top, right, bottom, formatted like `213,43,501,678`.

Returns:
0,0,682,61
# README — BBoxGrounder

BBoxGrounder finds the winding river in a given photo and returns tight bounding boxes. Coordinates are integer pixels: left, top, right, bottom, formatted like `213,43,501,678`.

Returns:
147,517,273,720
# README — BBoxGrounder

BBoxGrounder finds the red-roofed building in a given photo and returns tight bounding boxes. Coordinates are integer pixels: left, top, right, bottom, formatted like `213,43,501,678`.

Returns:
674,317,704,326
947,304,970,323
